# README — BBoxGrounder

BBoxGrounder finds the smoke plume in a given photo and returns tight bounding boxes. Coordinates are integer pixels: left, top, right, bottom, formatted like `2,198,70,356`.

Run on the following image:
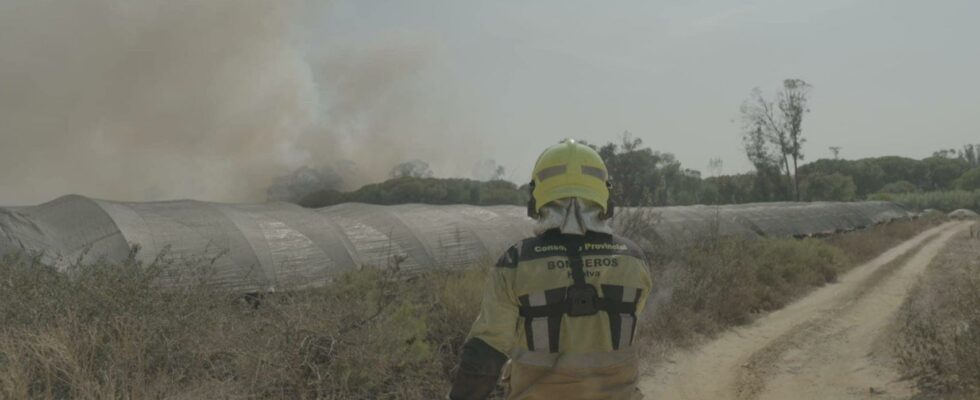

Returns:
0,0,483,205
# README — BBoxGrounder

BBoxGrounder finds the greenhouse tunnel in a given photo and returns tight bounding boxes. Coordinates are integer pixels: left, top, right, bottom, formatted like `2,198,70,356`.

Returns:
0,195,913,292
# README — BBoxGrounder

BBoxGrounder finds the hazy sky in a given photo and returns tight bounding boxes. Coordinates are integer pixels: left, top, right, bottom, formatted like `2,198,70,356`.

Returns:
310,0,980,180
1,0,978,205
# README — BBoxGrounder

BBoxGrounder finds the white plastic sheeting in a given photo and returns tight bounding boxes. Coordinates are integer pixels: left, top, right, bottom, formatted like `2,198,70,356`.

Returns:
0,195,912,291
640,202,913,243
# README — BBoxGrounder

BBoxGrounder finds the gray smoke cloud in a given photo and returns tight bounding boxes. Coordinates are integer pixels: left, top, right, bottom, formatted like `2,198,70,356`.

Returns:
0,0,483,205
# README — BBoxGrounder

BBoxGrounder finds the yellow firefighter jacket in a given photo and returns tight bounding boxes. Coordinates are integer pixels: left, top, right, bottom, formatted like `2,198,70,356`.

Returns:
466,229,653,399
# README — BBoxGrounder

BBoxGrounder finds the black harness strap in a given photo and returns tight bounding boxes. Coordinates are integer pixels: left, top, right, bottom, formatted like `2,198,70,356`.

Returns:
518,294,536,351
517,234,640,319
543,288,565,353
519,288,567,352
518,298,637,319
566,236,587,286
516,233,642,352
603,285,625,349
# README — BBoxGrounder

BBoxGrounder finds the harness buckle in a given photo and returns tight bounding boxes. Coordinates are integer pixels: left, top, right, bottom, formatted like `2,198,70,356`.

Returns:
565,284,599,317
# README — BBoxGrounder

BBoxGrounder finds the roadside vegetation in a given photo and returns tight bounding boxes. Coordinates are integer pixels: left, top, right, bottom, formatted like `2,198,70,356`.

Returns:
634,214,945,353
0,216,942,399
0,251,486,399
895,223,980,399
871,190,980,213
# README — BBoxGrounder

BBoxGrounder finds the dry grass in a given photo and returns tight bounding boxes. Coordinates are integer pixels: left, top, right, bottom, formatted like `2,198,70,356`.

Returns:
635,215,944,351
0,217,941,399
0,252,484,399
822,217,944,265
894,223,980,398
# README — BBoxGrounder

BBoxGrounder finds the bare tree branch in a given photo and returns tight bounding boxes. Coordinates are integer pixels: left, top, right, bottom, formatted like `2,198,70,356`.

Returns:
740,79,812,201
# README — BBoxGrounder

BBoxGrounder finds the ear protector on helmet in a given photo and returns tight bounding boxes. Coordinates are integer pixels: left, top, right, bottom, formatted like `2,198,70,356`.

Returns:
527,180,615,220
526,181,538,219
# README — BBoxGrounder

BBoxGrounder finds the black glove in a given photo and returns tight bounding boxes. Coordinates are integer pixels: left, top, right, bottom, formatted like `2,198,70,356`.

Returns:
449,338,508,400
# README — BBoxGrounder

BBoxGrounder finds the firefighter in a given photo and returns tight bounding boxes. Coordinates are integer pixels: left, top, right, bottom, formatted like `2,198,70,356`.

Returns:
449,139,653,399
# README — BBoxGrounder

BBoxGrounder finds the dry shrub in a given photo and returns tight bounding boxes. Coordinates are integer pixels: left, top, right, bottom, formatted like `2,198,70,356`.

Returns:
895,233,980,398
0,216,942,398
634,216,941,350
637,236,848,348
823,214,945,264
0,251,486,399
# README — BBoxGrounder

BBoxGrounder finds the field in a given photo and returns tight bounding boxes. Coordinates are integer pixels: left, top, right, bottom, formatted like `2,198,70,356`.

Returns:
0,216,944,399
894,222,980,399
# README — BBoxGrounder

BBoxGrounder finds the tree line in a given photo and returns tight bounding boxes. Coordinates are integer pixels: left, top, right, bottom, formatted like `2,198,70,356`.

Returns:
297,177,528,208
294,140,979,209
592,135,980,206
290,78,979,210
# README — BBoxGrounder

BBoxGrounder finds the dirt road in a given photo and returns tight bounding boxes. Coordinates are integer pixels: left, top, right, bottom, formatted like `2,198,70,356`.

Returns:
640,221,971,400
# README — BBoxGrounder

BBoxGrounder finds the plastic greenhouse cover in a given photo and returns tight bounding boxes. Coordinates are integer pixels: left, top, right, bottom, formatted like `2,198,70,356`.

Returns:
0,195,913,292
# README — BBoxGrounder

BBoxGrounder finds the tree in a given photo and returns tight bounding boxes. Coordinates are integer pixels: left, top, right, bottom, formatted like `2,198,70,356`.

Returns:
741,79,812,201
477,180,526,204
596,132,659,206
955,168,980,191
742,125,789,201
707,157,724,177
798,158,887,197
298,177,528,208
593,132,703,206
702,174,755,204
933,148,958,159
829,146,842,159
389,160,433,179
841,159,885,197
924,156,970,190
959,144,980,167
871,156,928,190
879,180,917,194
472,159,507,181
799,173,856,202
267,165,345,202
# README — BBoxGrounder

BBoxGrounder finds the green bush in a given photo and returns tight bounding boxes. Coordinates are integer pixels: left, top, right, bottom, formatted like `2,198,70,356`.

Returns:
878,180,918,194
799,173,857,201
955,168,980,191
871,190,980,212
798,155,975,196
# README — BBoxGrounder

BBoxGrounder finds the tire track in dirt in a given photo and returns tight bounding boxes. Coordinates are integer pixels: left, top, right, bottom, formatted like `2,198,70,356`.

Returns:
733,230,943,400
640,221,969,400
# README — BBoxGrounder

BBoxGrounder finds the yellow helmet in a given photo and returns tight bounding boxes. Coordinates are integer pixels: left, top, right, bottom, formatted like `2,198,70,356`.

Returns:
528,139,611,217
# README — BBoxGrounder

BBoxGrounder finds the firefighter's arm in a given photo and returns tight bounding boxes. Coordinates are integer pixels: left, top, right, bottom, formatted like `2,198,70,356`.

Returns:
633,257,654,315
448,337,508,400
449,248,520,400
